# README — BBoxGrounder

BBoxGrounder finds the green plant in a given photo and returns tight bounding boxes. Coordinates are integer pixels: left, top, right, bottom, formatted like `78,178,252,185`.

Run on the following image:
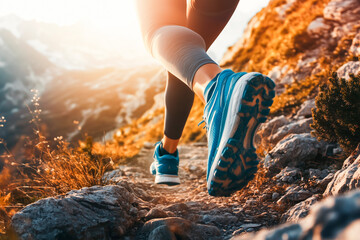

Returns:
311,72,360,153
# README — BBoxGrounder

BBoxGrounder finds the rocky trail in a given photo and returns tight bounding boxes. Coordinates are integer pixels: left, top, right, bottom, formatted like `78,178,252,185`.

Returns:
108,142,281,239
10,133,360,239
8,95,360,240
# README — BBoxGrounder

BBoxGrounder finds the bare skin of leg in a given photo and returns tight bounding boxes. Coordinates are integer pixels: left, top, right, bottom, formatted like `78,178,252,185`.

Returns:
162,136,180,154
192,63,222,103
162,63,222,153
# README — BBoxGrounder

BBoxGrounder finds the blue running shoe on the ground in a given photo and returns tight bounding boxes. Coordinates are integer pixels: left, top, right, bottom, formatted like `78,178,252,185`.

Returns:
150,142,180,185
202,69,275,196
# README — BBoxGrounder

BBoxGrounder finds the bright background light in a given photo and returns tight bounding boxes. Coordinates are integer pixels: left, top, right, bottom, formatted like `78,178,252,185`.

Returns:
0,0,270,62
0,0,138,26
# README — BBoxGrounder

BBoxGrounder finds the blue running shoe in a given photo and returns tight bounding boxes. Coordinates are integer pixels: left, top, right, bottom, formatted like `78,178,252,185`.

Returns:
202,69,275,196
150,142,180,185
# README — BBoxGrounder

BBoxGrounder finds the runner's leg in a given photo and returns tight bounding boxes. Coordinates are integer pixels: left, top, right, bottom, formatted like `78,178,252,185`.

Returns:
136,0,193,152
163,0,240,145
187,0,240,49
187,0,240,101
136,0,239,151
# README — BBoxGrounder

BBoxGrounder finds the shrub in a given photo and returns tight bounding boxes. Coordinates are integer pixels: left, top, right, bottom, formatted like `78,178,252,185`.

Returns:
311,72,360,153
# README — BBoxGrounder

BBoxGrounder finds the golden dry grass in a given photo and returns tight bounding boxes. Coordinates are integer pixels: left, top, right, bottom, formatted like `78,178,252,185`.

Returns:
0,91,122,235
222,0,331,74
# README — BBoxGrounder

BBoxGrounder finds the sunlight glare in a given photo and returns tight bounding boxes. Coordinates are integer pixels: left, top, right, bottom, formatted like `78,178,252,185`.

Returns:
0,0,139,31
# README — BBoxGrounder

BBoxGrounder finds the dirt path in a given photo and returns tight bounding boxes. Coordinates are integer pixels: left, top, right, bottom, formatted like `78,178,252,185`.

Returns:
105,142,282,239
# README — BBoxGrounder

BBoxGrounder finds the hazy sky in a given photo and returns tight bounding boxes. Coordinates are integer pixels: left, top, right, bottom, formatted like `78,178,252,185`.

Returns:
0,0,270,61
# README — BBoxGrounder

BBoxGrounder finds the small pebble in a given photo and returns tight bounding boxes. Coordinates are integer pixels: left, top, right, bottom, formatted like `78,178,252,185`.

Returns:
272,192,280,200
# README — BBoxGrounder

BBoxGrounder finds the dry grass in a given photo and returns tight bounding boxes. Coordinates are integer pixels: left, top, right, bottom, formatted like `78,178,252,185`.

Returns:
220,0,359,117
0,90,118,235
26,136,113,193
270,65,330,115
270,33,359,116
222,0,331,73
110,107,165,157
220,0,337,116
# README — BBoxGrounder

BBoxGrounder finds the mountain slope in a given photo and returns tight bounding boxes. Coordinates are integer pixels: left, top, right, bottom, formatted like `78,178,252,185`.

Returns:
222,0,360,115
0,16,165,150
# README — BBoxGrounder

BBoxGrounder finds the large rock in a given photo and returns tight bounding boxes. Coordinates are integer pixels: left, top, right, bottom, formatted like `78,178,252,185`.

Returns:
277,186,313,204
275,167,301,184
202,213,238,226
145,208,169,221
324,145,360,196
307,17,331,37
142,217,221,240
10,185,139,240
268,118,312,145
337,61,360,80
257,115,313,148
281,195,320,223
264,133,329,176
323,0,360,24
294,99,315,119
233,190,360,240
350,33,360,56
255,115,289,146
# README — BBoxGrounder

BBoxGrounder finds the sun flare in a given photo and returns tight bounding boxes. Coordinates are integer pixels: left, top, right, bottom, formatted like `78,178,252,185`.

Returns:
0,0,139,28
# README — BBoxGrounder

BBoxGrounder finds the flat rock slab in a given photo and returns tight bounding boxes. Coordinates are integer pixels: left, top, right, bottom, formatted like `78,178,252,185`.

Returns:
10,185,139,240
269,118,312,145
